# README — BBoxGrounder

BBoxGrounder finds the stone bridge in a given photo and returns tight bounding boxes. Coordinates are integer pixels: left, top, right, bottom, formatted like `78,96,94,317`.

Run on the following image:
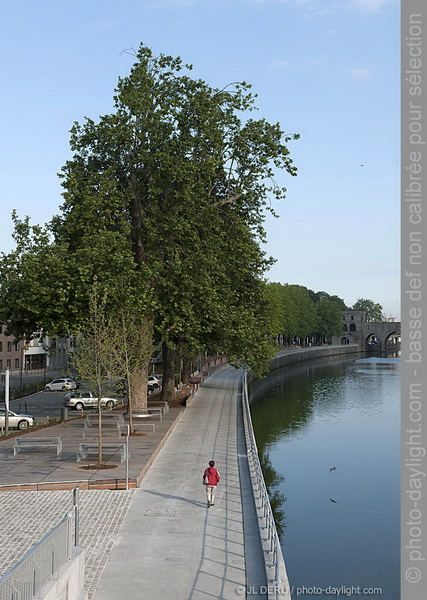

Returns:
332,310,401,353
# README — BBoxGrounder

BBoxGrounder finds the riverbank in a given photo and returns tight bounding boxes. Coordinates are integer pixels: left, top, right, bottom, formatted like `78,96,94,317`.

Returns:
247,344,361,387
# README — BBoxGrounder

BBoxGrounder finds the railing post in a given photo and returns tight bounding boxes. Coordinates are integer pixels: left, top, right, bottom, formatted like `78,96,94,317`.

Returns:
241,370,290,600
126,424,130,490
73,487,79,547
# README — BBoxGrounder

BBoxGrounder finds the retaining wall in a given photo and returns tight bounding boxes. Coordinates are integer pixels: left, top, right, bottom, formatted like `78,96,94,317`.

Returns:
248,344,361,388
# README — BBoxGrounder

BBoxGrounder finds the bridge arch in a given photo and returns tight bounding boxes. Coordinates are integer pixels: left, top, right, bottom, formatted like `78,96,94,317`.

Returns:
333,311,401,353
385,330,401,346
365,332,381,348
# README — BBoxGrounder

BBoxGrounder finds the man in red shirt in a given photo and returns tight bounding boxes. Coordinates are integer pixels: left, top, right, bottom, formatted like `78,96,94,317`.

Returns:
203,460,221,508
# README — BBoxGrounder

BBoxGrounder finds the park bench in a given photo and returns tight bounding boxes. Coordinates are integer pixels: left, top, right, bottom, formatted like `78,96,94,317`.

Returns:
148,400,169,414
126,422,156,434
125,408,163,421
84,413,124,427
82,424,125,439
76,442,129,463
14,436,62,456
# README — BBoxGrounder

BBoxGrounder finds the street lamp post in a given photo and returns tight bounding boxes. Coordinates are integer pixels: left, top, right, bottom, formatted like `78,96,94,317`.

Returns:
5,368,10,436
19,343,24,392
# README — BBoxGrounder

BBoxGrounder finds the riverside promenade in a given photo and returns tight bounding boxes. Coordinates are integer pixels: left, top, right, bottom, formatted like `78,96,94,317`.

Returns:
0,365,273,599
92,365,268,600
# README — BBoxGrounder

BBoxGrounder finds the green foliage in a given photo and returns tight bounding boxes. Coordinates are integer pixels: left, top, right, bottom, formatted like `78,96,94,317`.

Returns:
268,283,350,341
352,298,384,322
315,298,343,338
0,43,299,381
270,283,318,339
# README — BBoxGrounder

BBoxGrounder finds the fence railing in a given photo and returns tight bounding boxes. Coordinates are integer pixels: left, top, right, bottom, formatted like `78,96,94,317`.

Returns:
241,372,290,600
0,511,73,600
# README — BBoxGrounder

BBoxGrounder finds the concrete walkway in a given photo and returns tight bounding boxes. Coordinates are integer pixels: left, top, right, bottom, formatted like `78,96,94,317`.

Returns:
92,365,266,600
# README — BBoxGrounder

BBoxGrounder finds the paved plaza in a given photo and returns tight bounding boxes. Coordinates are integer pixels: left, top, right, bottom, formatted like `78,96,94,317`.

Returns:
0,489,135,598
92,366,266,599
0,366,267,599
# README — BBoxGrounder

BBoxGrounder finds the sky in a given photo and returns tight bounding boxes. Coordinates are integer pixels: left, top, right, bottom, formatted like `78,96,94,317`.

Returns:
0,0,400,318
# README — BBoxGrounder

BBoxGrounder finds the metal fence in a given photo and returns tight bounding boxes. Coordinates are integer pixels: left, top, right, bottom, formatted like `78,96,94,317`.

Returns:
241,372,290,600
0,511,73,600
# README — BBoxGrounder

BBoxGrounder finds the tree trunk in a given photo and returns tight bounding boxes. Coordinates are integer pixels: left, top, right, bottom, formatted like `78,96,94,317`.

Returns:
130,317,154,411
161,342,176,403
181,358,192,385
97,391,103,465
130,363,149,410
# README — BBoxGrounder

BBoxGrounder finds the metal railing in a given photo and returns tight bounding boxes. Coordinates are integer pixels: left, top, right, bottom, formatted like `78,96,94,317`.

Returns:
0,511,73,600
241,372,290,600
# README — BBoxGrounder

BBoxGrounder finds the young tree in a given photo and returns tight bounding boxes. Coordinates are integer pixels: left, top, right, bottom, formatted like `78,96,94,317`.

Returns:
108,278,154,427
74,282,115,466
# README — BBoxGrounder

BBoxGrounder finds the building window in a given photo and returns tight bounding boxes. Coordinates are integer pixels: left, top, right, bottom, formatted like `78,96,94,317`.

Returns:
351,315,354,320
7,342,12,352
343,324,348,332
6,359,11,369
0,341,2,352
14,341,19,351
0,359,2,370
350,323,356,332
15,358,19,369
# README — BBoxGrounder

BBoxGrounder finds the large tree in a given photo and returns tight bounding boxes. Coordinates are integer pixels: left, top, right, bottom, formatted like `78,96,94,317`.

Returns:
352,298,384,322
0,44,298,403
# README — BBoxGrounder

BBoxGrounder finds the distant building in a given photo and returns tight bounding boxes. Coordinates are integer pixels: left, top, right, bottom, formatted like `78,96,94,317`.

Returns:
332,311,401,351
337,310,367,346
0,323,74,373
0,323,23,372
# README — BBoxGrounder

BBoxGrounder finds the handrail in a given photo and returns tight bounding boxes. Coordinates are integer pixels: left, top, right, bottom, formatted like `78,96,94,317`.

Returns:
241,371,291,600
0,511,74,600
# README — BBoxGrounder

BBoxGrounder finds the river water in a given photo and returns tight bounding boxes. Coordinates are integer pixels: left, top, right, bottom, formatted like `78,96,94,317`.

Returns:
249,355,400,600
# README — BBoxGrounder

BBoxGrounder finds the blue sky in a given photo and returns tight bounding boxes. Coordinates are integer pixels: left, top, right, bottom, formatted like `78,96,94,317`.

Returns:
0,0,400,317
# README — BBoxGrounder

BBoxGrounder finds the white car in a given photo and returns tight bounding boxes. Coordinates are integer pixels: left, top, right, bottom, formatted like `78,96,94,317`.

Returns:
148,376,161,389
0,409,35,430
63,391,120,411
45,378,78,392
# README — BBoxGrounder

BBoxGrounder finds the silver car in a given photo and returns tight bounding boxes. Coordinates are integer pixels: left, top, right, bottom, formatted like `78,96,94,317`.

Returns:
0,409,35,430
45,377,78,392
63,391,120,411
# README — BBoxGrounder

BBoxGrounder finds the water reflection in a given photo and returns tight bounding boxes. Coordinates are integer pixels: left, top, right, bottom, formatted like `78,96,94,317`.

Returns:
259,449,287,540
249,355,400,600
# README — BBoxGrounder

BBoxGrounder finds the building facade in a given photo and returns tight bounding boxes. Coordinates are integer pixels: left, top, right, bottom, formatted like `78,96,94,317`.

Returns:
0,324,74,374
332,311,401,352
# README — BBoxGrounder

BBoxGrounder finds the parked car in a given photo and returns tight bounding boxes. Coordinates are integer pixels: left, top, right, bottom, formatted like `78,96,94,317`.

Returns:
45,377,78,392
148,375,161,389
0,408,35,430
63,391,120,411
115,377,160,397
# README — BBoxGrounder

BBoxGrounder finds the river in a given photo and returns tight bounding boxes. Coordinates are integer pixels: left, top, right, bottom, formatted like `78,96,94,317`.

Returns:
249,354,400,600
